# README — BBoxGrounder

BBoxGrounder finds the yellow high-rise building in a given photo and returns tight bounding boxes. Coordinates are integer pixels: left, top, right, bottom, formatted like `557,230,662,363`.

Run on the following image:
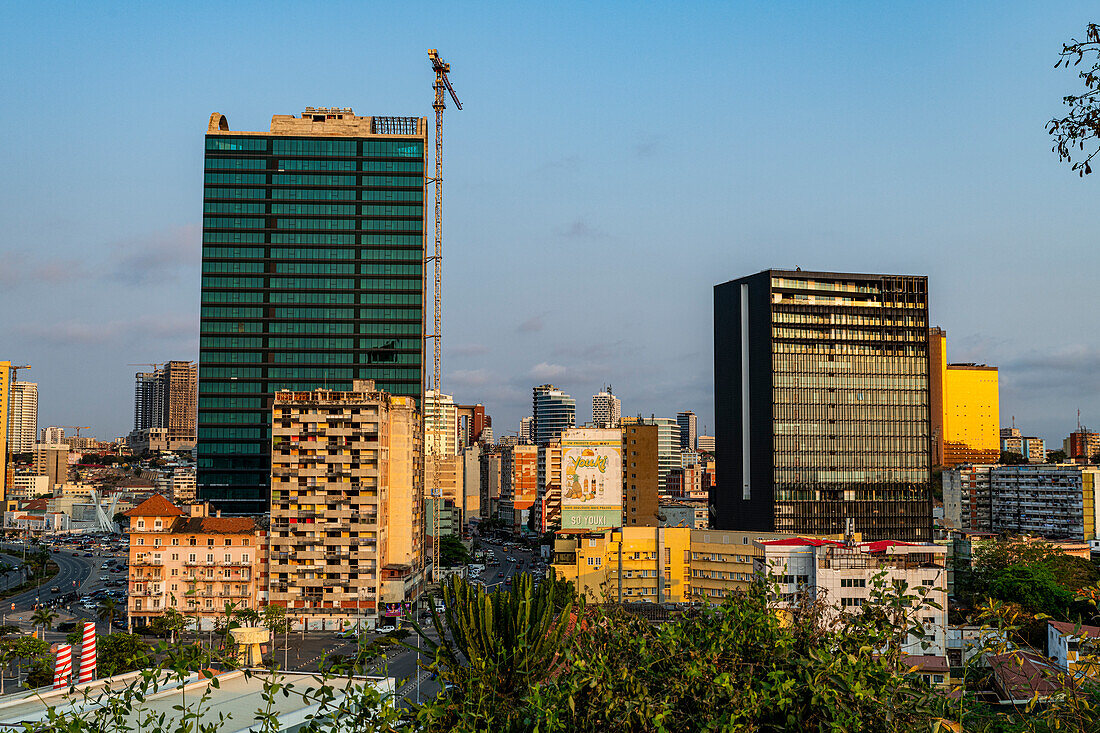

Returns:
929,329,1000,467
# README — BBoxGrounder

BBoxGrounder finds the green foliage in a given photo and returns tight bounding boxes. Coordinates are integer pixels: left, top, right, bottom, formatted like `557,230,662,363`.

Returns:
1000,450,1029,465
98,597,121,631
148,607,189,641
24,656,52,688
261,604,290,635
97,633,155,677
408,572,577,730
438,535,471,567
31,607,57,633
1047,449,1068,463
1049,23,1100,175
964,540,1099,622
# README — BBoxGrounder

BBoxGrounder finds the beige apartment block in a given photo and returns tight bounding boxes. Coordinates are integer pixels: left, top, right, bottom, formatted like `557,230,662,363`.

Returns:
125,496,263,632
269,380,423,630
33,443,68,487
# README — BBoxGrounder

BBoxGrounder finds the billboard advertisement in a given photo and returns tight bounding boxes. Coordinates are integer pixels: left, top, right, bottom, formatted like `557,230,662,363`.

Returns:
561,429,622,529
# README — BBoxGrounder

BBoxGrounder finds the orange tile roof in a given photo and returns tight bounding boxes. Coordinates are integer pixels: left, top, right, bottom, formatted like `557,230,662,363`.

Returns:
175,516,256,534
124,494,184,518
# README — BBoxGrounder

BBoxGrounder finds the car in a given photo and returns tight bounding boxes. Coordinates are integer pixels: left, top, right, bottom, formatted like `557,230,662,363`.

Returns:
49,586,59,593
84,553,93,558
99,576,108,581
71,553,79,557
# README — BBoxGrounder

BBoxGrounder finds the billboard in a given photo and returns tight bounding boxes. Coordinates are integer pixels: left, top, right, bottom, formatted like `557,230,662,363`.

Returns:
561,429,622,529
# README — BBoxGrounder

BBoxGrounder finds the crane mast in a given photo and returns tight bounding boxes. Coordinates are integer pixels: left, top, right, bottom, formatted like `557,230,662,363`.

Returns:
427,49,461,583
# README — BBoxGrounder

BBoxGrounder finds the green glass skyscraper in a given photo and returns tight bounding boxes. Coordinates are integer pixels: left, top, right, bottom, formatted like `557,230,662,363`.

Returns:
198,108,427,514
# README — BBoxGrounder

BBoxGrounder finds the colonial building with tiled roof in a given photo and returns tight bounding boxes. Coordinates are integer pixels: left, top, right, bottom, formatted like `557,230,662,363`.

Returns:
126,496,265,632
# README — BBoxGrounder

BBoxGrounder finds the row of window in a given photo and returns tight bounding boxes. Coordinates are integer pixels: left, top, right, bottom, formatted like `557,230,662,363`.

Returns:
205,292,417,306
200,338,424,355
206,138,422,157
203,232,421,246
202,247,423,261
204,218,423,231
206,203,424,217
208,159,424,173
201,276,420,290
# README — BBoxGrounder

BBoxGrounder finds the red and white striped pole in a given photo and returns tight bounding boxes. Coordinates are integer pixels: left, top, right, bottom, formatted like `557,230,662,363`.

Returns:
51,644,72,689
77,622,96,683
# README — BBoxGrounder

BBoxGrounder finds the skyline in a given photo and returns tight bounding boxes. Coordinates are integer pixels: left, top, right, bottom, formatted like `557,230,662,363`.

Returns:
1,2,1098,443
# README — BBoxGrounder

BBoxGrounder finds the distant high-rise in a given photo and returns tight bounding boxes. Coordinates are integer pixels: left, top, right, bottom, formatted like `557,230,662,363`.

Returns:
8,382,38,453
676,411,697,450
621,416,680,494
424,389,458,456
592,387,621,429
0,362,8,504
929,328,999,466
197,108,429,514
40,426,65,446
696,435,715,453
519,416,534,444
532,385,575,445
714,269,932,542
133,362,197,450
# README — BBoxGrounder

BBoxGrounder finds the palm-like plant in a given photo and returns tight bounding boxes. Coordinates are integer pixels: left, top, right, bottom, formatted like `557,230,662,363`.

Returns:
97,598,119,636
30,608,57,638
408,572,577,696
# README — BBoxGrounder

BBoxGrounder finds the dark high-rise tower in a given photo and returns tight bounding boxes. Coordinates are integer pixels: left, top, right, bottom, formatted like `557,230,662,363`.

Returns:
198,109,428,514
713,270,932,541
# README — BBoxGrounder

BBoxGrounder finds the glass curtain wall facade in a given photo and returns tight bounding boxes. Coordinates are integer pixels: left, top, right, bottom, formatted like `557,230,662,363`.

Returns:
198,111,427,514
714,270,932,542
532,385,576,445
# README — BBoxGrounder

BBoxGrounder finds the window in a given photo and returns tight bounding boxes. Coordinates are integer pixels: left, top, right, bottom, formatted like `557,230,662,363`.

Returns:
208,539,215,546
138,520,145,529
242,553,250,563
171,538,179,546
137,538,144,546
840,578,867,588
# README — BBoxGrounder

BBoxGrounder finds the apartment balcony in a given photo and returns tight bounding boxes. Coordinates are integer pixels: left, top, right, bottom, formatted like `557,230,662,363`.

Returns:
131,559,163,567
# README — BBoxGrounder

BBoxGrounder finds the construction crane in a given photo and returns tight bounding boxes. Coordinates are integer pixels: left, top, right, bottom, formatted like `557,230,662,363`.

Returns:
427,49,462,584
128,363,164,372
62,426,92,438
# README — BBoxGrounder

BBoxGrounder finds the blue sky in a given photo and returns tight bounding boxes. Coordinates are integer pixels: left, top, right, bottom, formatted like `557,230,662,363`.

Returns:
0,1,1096,444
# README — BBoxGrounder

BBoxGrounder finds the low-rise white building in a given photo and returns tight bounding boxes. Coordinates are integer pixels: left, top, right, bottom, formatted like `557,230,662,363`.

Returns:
1046,620,1100,673
755,537,949,656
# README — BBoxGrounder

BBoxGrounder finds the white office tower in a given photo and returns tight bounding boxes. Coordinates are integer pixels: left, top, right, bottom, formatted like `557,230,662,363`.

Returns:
8,382,38,453
592,387,621,429
519,417,534,444
40,426,65,446
424,389,459,457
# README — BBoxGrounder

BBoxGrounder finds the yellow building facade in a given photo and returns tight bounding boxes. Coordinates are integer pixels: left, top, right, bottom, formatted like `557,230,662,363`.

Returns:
0,361,8,506
551,527,796,603
929,329,1000,467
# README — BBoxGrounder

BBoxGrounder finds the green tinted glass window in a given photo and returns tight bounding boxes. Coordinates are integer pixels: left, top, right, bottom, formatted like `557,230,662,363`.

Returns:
362,161,423,172
268,337,354,349
200,381,263,393
199,411,266,424
271,307,354,319
360,248,422,260
361,189,423,202
204,202,266,214
200,321,264,334
270,233,355,244
198,397,262,409
268,367,353,379
362,141,423,157
363,219,421,231
268,322,354,334
203,232,265,243
362,234,421,246
205,173,267,185
271,203,356,216
360,278,419,290
200,367,263,378
268,292,355,304
206,188,267,199
205,158,267,170
360,308,421,319
200,336,263,348
277,159,356,171
269,277,356,289
272,139,356,156
277,219,355,230
269,248,355,260
362,205,422,216
271,189,356,200
201,306,263,318
203,262,265,274
362,323,421,335
199,351,262,362
362,175,422,187
270,352,354,364
206,137,267,151
360,293,420,304
271,174,355,186
275,263,355,274
202,247,265,259
202,292,264,303
204,217,265,229
361,264,421,275
360,338,419,349
202,276,264,289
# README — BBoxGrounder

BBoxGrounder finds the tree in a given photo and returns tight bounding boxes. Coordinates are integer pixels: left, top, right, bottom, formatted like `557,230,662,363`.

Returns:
1048,449,1069,463
97,598,121,635
261,604,290,635
438,535,470,567
149,607,189,643
1049,23,1100,175
30,608,57,637
999,450,1028,465
97,633,154,677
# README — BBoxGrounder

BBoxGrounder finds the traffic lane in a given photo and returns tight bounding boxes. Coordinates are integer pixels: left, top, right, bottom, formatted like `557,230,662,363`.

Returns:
6,552,93,611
